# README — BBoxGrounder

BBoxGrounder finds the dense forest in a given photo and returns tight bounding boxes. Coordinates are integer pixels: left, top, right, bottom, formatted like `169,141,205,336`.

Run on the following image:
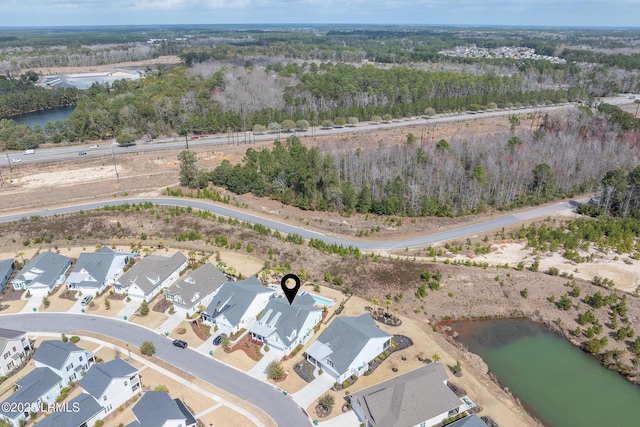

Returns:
0,77,81,118
199,105,640,217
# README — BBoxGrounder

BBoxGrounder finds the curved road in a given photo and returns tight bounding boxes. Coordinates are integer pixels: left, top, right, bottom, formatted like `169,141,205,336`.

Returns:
0,197,586,250
0,313,309,426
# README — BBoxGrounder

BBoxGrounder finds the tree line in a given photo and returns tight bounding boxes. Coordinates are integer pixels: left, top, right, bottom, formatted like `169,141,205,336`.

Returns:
200,107,640,217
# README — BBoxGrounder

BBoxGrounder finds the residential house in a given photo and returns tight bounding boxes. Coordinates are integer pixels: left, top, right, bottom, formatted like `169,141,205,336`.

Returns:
200,276,275,334
114,252,188,301
350,363,472,427
11,252,71,295
80,358,141,415
124,391,197,427
305,314,392,384
0,328,32,376
33,358,141,427
66,246,131,295
165,263,227,316
0,258,15,292
249,293,322,355
0,367,63,427
34,393,104,427
32,340,95,384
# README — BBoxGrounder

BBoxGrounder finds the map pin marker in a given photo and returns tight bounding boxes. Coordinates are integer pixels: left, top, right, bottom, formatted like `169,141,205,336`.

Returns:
281,273,301,305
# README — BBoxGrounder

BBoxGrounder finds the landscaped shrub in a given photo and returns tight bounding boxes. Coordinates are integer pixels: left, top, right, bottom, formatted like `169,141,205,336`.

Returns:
69,336,80,343
342,379,351,388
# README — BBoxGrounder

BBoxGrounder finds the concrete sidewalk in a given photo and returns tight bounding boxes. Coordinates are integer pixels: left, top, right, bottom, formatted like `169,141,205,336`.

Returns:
115,297,139,320
291,371,335,409
318,411,359,426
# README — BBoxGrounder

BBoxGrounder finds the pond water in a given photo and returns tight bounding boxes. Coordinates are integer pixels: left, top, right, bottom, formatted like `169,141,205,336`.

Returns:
6,105,75,128
451,318,640,427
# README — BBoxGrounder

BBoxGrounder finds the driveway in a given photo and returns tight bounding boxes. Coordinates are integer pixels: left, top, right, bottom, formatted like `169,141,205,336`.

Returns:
318,411,360,426
291,371,335,410
247,348,284,380
0,313,312,426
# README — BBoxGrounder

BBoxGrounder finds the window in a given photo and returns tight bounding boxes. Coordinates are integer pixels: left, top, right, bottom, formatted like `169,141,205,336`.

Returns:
124,381,128,386
79,356,83,362
12,346,16,352
420,423,426,427
103,395,107,401
3,352,9,360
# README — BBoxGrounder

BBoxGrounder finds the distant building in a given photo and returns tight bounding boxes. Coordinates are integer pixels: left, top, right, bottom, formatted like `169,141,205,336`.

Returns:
38,68,141,90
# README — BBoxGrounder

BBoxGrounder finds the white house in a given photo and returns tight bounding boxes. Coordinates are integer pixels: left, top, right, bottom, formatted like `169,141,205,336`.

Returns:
305,314,392,384
115,252,188,301
350,363,473,427
249,293,322,355
66,246,131,295
165,262,227,316
80,358,141,415
0,328,32,376
125,391,197,427
32,340,95,384
201,276,275,334
12,252,71,295
0,367,63,427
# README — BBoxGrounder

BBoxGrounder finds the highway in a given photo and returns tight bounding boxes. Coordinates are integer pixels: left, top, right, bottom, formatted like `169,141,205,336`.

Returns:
2,94,637,167
0,313,310,426
0,196,588,250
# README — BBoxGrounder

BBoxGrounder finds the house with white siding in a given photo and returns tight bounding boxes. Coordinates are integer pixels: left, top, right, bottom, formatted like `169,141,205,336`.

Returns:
249,293,322,356
32,340,95,384
114,252,187,301
0,328,32,377
124,391,197,427
201,276,275,334
0,258,15,293
165,263,227,316
305,314,392,384
11,252,71,295
66,246,131,295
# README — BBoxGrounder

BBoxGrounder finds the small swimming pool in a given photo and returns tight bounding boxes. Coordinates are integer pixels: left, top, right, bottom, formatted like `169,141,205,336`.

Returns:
300,291,335,307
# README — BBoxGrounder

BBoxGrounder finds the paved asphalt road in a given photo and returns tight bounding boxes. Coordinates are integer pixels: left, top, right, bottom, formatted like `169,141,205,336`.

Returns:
0,197,588,250
3,95,637,166
0,313,310,426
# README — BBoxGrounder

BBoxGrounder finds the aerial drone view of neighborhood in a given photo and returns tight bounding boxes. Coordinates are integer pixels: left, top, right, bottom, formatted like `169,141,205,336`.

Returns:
1,2,640,427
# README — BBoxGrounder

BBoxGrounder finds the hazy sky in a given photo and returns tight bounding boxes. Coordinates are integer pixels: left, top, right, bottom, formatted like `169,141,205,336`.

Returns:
0,0,638,27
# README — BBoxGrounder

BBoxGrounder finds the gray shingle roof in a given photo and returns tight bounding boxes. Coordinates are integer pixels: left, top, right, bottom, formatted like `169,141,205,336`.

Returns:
67,246,124,289
309,314,391,375
0,328,25,340
117,252,187,295
350,363,462,427
132,391,191,427
0,258,14,279
32,340,84,370
447,414,487,427
166,263,226,309
13,252,70,288
203,276,275,327
34,393,103,427
249,294,320,348
80,358,137,399
0,368,62,418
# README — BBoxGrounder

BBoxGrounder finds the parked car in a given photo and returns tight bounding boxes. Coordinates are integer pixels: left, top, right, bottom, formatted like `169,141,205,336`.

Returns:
11,158,22,163
172,339,188,349
213,334,226,346
90,145,99,149
79,152,87,156
81,296,93,306
190,135,199,139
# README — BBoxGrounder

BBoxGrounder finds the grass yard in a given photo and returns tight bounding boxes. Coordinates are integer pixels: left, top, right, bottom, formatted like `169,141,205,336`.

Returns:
201,405,255,427
130,308,168,329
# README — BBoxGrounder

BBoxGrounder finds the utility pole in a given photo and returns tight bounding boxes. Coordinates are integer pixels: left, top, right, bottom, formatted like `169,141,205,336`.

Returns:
4,146,11,172
185,131,189,150
111,146,119,181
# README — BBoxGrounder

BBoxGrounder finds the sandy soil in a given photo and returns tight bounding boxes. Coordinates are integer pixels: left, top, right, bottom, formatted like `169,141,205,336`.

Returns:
214,345,258,371
203,405,255,427
130,308,167,329
218,250,264,277
89,296,125,316
170,320,207,347
0,298,27,313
